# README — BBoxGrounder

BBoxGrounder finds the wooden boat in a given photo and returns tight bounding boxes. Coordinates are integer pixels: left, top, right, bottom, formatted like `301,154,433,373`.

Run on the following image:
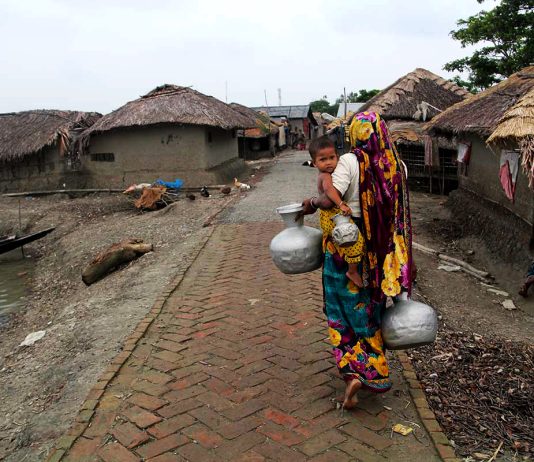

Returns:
0,227,55,255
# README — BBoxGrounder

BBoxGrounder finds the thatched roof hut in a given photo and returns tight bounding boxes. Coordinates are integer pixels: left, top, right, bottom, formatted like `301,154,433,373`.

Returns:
85,85,255,137
360,68,469,120
487,86,534,146
425,66,534,138
0,110,101,162
485,74,534,189
229,103,279,138
388,120,455,149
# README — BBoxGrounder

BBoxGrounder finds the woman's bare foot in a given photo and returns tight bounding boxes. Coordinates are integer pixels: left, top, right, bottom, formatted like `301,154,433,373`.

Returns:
346,270,363,288
342,378,362,410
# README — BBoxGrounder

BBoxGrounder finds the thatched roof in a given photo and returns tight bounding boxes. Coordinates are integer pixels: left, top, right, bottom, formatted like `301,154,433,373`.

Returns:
85,85,255,136
426,66,534,138
0,110,101,162
388,119,456,150
487,86,534,145
359,68,469,120
485,78,534,190
230,103,279,138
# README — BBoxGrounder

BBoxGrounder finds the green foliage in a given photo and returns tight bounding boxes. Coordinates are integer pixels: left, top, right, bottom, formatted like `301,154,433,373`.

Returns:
310,88,380,117
309,98,332,114
335,89,381,104
445,0,534,90
450,76,479,94
309,95,339,116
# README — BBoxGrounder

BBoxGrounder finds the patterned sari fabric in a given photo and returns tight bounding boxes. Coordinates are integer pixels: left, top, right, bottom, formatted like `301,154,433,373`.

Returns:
323,111,412,391
348,111,413,302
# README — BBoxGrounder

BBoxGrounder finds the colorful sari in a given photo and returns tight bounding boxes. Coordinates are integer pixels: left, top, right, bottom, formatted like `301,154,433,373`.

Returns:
323,111,412,391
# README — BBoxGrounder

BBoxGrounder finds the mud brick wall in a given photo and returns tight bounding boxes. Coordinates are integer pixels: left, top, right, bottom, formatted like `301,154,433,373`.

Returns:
448,187,531,268
458,135,533,225
82,125,244,188
0,145,75,193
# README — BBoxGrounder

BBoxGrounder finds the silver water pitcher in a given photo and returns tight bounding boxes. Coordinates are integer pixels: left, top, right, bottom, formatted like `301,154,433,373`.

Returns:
270,203,323,274
331,214,359,247
382,292,438,350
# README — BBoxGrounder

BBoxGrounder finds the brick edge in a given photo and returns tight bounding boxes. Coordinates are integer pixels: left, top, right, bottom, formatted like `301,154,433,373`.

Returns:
45,225,218,462
396,350,460,462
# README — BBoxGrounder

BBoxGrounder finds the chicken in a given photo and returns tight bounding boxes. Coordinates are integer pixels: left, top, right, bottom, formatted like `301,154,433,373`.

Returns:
234,177,251,191
122,183,152,194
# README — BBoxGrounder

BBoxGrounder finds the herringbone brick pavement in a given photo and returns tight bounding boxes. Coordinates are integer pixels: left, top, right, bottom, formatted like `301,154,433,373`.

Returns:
57,222,440,461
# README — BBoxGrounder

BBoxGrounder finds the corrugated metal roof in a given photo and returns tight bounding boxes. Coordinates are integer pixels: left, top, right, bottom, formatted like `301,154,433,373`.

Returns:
336,102,364,118
251,105,311,119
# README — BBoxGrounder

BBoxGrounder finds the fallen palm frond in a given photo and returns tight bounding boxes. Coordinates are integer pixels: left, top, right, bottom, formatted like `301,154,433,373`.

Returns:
410,329,534,457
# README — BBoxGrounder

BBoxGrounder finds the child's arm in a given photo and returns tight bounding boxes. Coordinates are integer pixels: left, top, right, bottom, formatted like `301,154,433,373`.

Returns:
320,174,352,216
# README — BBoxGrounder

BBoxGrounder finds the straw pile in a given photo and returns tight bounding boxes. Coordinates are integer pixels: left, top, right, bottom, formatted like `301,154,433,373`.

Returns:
84,85,255,137
0,110,101,162
360,68,469,120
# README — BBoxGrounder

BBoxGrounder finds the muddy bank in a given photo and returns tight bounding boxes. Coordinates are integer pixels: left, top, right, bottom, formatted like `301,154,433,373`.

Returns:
446,188,533,312
413,190,534,316
0,190,237,461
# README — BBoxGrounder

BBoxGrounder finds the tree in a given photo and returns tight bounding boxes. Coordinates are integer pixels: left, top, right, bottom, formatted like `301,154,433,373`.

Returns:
450,76,479,94
335,89,381,104
444,0,534,91
309,97,332,114
309,96,339,116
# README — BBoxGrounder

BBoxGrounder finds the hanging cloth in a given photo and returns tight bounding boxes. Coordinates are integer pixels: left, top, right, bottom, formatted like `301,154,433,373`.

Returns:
424,135,433,167
499,150,520,202
457,142,471,164
278,125,286,147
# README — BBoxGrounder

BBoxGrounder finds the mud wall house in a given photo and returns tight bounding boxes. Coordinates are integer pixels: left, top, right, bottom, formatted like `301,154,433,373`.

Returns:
80,85,255,188
0,110,101,193
311,112,329,139
229,103,280,160
425,66,534,263
251,105,317,139
359,68,469,190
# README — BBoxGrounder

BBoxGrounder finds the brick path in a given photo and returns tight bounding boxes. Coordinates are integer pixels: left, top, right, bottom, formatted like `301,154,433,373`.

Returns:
51,220,443,461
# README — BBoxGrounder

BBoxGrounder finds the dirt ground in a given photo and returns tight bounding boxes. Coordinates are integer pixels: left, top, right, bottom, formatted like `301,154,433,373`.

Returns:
0,185,247,461
411,192,534,341
409,192,534,460
1,158,533,461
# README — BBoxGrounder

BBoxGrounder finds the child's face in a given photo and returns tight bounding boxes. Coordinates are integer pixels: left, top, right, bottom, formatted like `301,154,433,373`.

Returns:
313,147,338,174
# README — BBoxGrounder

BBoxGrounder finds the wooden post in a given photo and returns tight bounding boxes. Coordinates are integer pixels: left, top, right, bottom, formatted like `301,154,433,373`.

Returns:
18,198,24,258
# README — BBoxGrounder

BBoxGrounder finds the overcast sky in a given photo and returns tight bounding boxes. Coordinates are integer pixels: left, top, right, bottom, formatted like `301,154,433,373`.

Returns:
0,0,487,114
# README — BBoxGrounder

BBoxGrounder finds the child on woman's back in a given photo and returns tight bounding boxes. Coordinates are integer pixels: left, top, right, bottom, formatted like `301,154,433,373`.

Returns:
309,138,363,287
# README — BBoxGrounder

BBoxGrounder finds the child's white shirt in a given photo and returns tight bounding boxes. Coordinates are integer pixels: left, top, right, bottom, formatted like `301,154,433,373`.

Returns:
331,153,361,217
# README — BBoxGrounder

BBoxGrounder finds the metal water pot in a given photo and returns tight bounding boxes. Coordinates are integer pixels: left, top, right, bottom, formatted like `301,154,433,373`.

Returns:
331,214,359,247
270,203,323,274
382,293,438,350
